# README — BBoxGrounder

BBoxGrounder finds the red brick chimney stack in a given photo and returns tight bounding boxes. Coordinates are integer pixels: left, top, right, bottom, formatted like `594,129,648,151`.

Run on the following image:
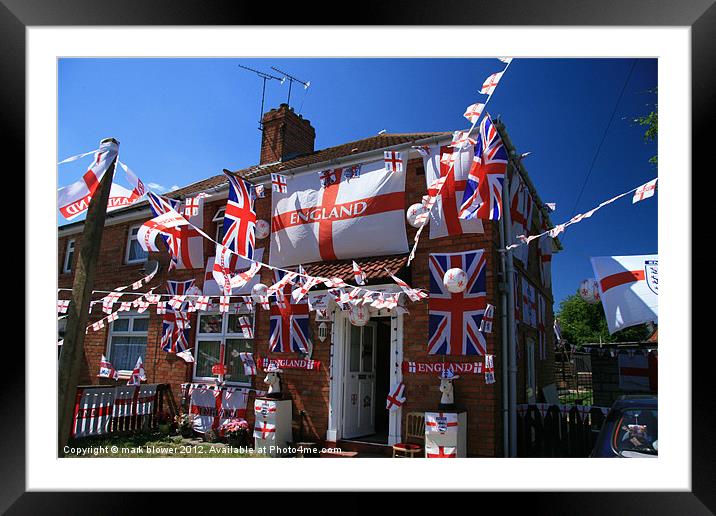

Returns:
260,103,316,164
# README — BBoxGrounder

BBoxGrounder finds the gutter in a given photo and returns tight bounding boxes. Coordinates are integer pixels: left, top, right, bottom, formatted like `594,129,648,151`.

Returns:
498,173,511,458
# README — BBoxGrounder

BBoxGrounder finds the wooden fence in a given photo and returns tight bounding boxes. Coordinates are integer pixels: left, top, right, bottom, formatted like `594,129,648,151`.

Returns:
70,383,177,439
516,404,609,457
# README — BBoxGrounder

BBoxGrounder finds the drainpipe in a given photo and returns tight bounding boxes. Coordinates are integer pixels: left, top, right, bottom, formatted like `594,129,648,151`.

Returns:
498,191,510,458
502,162,519,458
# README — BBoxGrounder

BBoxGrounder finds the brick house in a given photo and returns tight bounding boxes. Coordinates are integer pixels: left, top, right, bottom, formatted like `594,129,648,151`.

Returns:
58,103,559,456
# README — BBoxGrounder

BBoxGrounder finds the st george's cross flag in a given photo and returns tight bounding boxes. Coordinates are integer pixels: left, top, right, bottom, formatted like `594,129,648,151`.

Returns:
146,191,205,270
428,250,488,355
269,269,312,353
127,356,146,386
58,139,119,220
459,113,508,221
479,303,495,333
480,71,504,96
386,382,406,411
538,217,554,288
352,260,366,285
271,173,287,193
269,158,408,267
522,277,538,328
222,171,257,260
384,150,405,173
590,255,658,334
633,178,658,203
618,352,658,392
422,141,485,240
463,102,485,125
508,174,534,265
204,248,264,297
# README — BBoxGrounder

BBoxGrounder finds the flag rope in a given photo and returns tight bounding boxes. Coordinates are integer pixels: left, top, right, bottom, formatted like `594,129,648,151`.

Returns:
500,178,656,253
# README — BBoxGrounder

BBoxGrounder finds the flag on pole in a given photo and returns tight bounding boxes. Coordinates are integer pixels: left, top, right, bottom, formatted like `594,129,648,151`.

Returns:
222,171,257,260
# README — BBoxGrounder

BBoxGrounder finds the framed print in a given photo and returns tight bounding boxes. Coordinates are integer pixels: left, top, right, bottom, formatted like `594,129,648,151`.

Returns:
4,0,710,511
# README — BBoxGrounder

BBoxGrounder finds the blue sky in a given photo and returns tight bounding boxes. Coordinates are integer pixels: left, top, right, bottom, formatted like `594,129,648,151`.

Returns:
58,58,658,307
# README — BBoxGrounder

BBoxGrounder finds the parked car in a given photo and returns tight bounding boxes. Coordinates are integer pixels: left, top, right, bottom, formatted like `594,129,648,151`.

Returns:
590,395,658,458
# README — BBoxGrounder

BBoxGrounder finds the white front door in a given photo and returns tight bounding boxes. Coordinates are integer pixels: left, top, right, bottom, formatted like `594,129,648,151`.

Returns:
342,322,377,439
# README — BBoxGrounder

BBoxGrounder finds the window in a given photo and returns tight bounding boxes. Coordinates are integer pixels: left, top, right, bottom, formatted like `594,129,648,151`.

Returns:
194,310,253,385
63,239,75,273
126,225,148,264
612,409,658,457
107,313,149,373
213,207,226,243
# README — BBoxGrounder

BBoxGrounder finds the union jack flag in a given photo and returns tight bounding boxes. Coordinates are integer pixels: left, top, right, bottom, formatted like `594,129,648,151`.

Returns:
167,279,195,297
161,305,190,353
428,250,488,356
269,269,311,353
459,114,507,221
222,171,257,260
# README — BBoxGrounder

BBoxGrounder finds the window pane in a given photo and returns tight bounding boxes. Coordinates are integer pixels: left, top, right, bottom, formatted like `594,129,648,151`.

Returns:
132,317,149,332
110,336,146,371
199,314,223,333
128,239,148,262
349,325,361,372
131,227,140,237
225,338,252,383
195,340,221,377
362,326,374,373
216,223,226,243
227,314,253,335
111,318,130,332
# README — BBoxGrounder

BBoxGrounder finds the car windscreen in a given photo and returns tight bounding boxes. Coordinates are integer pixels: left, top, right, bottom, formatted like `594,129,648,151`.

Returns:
612,408,658,457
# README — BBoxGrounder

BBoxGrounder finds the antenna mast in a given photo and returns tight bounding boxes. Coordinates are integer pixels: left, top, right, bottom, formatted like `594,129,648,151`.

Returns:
238,64,285,131
270,66,310,108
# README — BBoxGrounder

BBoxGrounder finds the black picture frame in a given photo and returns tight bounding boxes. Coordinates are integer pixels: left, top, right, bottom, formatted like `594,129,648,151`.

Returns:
5,0,707,511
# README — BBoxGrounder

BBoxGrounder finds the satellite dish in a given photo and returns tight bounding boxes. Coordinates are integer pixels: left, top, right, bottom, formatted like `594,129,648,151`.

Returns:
142,259,159,277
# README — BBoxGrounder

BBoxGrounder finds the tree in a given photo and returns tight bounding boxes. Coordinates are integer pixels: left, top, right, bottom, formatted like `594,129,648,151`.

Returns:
633,87,657,166
556,294,650,346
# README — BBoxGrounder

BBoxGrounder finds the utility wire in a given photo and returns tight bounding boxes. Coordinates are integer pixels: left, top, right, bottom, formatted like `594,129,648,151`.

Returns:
562,59,637,243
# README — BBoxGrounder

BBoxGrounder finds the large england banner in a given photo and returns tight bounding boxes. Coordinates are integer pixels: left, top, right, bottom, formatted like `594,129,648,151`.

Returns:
590,255,658,334
423,144,484,239
269,159,408,267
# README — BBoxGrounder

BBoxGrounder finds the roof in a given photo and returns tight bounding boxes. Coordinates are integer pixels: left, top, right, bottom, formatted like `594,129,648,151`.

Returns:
169,132,449,197
303,254,408,282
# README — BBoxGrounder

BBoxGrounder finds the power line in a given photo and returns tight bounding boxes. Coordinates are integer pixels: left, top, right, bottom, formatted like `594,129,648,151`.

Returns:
562,59,638,243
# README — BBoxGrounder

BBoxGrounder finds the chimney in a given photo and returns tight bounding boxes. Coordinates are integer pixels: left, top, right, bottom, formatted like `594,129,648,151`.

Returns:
260,103,316,164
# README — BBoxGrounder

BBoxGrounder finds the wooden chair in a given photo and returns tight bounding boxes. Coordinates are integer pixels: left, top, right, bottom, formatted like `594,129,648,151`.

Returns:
392,412,425,458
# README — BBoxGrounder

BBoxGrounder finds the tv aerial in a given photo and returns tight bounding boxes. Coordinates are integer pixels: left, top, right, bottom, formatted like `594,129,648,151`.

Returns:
238,64,285,131
270,66,310,109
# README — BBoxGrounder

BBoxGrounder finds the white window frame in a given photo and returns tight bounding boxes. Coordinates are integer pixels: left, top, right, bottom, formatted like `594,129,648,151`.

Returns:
213,207,226,243
63,239,75,273
192,308,254,387
125,224,148,264
106,312,150,377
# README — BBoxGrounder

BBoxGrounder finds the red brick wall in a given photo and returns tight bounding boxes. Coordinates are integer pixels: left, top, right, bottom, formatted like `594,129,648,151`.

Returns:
58,152,556,457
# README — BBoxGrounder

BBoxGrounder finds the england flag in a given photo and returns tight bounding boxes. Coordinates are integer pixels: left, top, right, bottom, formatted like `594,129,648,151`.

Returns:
590,255,658,334
422,142,484,240
269,158,408,267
